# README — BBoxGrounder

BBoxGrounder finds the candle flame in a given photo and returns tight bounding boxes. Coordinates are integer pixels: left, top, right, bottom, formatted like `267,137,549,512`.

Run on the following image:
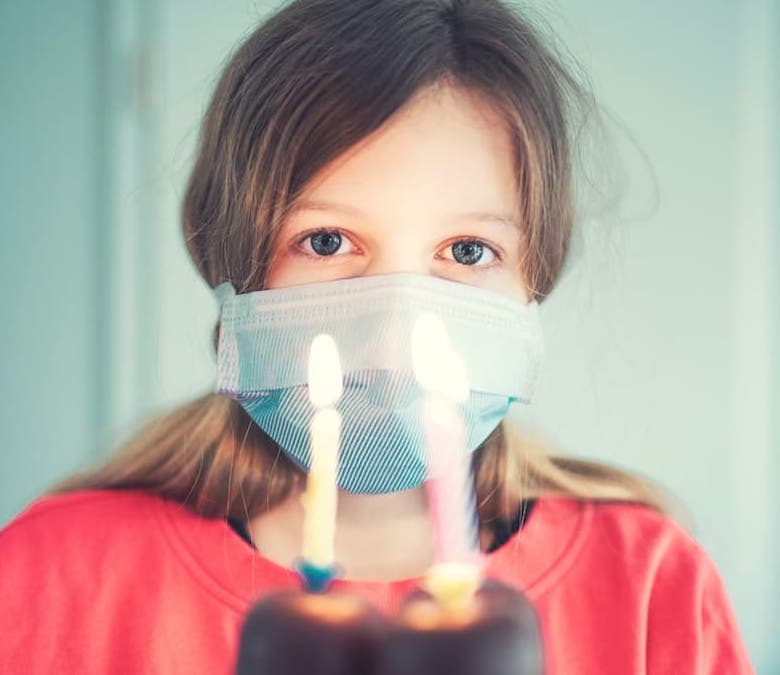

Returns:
308,334,343,408
411,314,469,401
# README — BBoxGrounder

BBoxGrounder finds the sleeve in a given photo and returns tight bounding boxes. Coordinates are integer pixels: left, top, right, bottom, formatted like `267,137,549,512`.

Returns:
0,511,45,670
645,531,756,674
0,499,91,672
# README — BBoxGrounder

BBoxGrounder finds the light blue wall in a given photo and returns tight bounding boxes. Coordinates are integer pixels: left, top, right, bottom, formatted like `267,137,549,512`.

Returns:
0,1,104,519
0,0,777,670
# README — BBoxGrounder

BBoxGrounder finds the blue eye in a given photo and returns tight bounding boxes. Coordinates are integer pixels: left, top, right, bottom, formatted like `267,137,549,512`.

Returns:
297,229,357,257
449,240,497,266
309,231,341,256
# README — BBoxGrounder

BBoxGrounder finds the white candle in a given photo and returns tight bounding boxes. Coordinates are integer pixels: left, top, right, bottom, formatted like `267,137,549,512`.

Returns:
301,334,343,568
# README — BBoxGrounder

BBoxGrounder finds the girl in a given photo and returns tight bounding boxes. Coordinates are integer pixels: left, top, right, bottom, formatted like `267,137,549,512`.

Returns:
0,0,754,673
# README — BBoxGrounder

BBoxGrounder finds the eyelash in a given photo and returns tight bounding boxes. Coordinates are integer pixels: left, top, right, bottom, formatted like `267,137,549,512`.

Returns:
291,227,503,267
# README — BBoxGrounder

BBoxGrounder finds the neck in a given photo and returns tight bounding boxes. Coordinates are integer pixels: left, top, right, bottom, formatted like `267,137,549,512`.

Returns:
337,486,429,523
247,486,436,581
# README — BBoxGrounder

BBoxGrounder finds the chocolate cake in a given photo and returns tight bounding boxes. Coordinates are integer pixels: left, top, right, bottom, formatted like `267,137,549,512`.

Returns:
235,580,542,674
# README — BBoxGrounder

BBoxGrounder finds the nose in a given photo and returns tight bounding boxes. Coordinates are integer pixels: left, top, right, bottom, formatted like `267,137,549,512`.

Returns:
361,237,432,277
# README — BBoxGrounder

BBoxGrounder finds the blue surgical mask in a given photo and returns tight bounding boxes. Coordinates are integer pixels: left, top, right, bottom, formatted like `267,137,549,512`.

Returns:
213,273,544,494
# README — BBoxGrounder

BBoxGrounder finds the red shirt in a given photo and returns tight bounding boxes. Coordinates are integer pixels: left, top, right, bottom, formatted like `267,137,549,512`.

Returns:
0,489,754,674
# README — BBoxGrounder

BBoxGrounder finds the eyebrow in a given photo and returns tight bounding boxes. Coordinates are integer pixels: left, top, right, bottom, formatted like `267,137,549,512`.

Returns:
288,199,520,229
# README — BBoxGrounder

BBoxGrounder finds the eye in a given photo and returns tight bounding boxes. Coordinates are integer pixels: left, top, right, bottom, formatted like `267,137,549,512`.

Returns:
441,239,499,267
296,229,357,257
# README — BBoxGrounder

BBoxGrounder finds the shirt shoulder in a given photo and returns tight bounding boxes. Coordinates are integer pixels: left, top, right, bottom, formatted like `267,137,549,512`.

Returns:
587,499,755,673
2,488,163,538
0,490,246,672
0,488,169,572
584,499,735,618
589,501,696,565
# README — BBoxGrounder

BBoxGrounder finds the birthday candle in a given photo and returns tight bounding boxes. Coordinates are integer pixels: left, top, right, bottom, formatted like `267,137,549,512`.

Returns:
301,334,343,570
412,314,483,607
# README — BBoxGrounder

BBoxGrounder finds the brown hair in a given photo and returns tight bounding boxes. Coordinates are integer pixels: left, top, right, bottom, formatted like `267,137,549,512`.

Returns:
50,0,689,537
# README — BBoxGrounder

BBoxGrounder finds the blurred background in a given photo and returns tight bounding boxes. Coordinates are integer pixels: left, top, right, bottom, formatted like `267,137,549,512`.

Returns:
1,0,778,670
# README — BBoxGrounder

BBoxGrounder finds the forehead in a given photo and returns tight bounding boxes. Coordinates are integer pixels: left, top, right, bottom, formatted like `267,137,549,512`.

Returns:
290,84,520,224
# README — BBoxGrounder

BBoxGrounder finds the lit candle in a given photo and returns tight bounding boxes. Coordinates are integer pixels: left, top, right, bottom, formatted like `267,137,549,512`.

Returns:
300,334,343,580
412,314,483,609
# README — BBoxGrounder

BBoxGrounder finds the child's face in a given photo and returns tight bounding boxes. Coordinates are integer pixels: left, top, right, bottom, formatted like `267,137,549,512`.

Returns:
267,83,529,303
